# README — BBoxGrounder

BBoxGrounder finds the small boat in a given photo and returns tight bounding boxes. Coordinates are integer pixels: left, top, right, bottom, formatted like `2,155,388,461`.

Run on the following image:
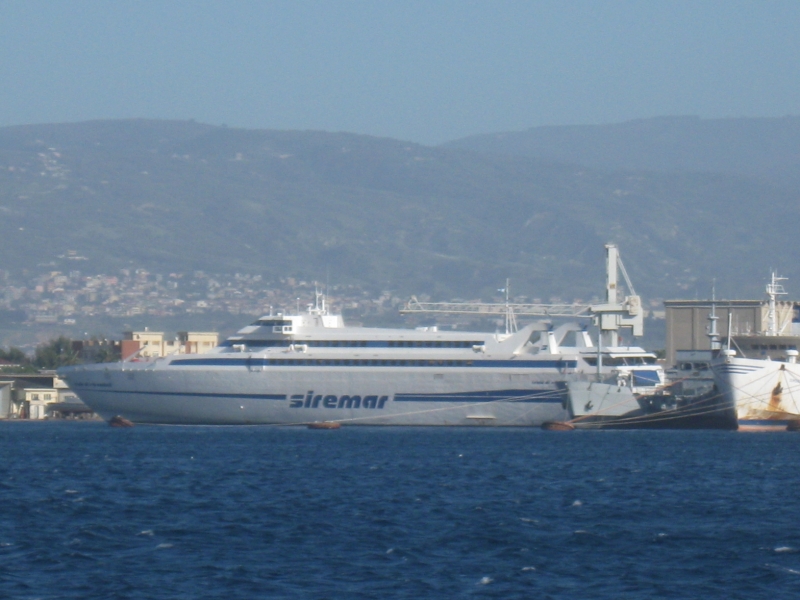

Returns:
541,421,575,431
109,415,135,428
307,421,341,430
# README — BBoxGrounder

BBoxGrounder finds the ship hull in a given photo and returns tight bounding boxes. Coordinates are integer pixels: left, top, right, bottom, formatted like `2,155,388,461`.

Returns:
60,362,574,426
567,382,737,430
713,356,800,431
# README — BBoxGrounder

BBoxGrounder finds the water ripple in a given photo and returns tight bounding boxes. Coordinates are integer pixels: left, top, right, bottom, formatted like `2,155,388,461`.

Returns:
3,424,800,598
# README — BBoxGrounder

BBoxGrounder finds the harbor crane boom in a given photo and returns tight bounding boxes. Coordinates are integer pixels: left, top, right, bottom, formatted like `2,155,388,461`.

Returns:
401,244,644,342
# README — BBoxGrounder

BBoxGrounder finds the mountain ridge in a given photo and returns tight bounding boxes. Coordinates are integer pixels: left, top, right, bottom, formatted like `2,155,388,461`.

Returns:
444,115,800,189
1,118,798,304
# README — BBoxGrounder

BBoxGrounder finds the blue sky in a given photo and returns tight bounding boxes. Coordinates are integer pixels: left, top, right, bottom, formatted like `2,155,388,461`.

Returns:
1,0,799,144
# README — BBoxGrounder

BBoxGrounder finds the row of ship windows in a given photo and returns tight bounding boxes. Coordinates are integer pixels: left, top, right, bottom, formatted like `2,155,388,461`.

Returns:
226,340,485,348
748,344,798,350
250,359,478,367
583,356,657,367
253,320,293,327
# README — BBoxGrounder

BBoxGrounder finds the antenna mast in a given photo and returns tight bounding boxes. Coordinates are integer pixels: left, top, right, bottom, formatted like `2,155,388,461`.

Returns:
766,272,787,336
708,280,720,350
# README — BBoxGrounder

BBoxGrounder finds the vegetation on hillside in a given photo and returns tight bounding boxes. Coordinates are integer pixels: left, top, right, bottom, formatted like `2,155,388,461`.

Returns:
0,337,120,372
1,119,798,304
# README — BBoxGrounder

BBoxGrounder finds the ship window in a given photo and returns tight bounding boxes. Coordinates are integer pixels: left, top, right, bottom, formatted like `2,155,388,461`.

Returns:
257,319,292,327
770,345,778,350
598,357,624,366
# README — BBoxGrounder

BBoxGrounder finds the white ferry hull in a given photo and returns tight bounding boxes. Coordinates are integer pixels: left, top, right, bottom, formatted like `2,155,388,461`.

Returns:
62,363,573,426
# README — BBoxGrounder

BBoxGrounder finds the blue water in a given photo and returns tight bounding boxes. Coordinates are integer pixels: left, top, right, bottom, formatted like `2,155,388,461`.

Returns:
2,424,800,599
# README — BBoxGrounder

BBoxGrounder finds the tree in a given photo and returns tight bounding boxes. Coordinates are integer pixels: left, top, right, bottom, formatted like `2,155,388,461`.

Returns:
33,336,80,370
0,347,29,364
0,346,35,372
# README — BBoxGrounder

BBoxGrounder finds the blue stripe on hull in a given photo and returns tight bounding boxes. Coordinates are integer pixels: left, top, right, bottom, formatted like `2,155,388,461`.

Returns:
395,389,564,403
739,419,792,427
70,388,288,401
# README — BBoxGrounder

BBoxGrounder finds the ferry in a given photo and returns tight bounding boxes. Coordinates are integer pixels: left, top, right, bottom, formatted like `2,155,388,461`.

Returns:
59,246,664,426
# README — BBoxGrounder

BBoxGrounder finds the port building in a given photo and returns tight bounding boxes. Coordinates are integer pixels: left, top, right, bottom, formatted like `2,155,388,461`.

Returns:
664,299,800,366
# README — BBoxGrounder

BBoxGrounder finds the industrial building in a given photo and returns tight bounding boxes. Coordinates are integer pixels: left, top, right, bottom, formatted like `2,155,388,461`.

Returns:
664,299,800,366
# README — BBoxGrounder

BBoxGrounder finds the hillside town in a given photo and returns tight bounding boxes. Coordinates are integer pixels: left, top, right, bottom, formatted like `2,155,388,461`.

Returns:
0,264,645,334
0,264,417,324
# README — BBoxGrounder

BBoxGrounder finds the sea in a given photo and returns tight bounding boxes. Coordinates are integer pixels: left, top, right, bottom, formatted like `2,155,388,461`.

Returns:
2,423,800,599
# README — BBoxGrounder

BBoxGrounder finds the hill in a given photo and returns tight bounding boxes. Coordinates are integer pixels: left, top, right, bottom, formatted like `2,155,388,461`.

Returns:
1,119,799,303
444,116,800,189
